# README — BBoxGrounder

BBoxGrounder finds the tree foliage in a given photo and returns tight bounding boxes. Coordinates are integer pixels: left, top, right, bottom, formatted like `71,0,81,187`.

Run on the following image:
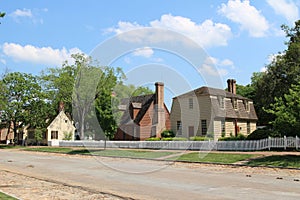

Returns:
0,12,5,24
251,20,300,126
0,72,45,143
265,83,300,137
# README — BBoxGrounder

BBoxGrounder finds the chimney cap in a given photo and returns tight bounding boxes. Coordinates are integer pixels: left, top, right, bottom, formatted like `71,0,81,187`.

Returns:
155,82,164,86
227,79,236,82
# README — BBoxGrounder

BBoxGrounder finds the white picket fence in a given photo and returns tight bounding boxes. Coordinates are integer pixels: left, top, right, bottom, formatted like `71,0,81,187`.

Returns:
56,136,300,151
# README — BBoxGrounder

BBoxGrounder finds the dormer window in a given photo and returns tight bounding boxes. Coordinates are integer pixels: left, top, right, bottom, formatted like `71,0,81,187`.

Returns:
232,98,238,109
244,100,250,111
218,96,225,109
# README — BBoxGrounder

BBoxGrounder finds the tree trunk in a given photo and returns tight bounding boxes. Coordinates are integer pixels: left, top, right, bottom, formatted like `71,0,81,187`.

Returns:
80,110,85,140
13,120,18,145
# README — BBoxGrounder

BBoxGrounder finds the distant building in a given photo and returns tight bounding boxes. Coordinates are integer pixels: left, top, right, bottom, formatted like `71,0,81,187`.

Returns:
170,79,258,140
47,102,76,142
115,82,171,140
0,122,14,144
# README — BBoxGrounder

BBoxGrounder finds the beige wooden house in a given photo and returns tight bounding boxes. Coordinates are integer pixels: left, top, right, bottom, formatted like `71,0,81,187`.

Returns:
47,103,75,142
170,79,258,140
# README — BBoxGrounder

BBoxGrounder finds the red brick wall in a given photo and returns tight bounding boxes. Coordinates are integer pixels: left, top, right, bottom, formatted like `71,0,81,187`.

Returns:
114,102,171,141
139,103,154,140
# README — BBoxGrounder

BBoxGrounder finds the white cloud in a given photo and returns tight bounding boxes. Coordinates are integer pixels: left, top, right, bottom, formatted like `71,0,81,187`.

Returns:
11,8,33,18
198,56,234,77
220,59,234,67
10,8,47,24
218,0,270,37
199,64,228,77
206,56,235,68
132,47,154,58
2,43,83,66
266,0,299,24
107,14,232,48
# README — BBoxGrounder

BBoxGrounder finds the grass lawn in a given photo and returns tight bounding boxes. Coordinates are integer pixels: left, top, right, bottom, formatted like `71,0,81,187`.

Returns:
246,155,300,168
24,147,175,159
169,152,259,164
25,147,73,153
0,145,24,149
21,147,300,168
0,191,18,200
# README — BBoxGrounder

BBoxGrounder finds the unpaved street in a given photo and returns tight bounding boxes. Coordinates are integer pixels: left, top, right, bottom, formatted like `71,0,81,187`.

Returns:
0,149,300,200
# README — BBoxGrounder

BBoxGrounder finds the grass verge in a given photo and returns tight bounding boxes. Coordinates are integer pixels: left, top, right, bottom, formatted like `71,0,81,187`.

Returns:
0,191,18,200
246,155,300,168
24,147,175,159
20,147,300,168
0,145,24,149
169,152,259,164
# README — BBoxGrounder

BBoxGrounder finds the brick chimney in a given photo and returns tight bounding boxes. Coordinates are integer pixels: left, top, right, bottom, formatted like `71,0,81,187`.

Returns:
227,79,236,95
58,101,64,113
155,82,164,110
154,82,165,137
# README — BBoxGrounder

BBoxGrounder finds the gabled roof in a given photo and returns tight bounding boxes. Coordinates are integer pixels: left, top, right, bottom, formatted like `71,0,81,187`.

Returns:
174,86,249,100
119,94,155,125
47,110,76,130
173,86,258,121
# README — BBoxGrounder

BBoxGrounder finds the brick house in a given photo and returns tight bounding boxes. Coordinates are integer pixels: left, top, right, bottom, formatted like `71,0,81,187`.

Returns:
170,79,258,140
0,122,14,144
115,82,171,140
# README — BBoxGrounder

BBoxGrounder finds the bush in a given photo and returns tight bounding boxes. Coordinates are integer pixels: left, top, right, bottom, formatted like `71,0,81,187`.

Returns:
63,132,73,141
145,137,161,141
172,137,188,141
189,136,210,141
161,130,175,138
161,137,173,141
246,129,280,140
218,134,246,141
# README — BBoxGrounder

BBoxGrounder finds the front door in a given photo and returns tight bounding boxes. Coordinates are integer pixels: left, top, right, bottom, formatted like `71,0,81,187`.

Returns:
188,126,194,138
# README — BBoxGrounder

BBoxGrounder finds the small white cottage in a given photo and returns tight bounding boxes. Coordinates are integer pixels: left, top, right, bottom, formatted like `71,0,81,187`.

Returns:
47,102,75,143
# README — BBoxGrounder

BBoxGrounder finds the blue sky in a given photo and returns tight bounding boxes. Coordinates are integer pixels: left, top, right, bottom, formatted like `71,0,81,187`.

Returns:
0,0,299,96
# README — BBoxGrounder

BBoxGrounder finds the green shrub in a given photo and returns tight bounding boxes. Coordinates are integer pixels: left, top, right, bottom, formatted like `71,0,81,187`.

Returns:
161,137,173,141
189,136,210,141
221,132,226,138
161,130,175,138
218,134,246,141
63,132,73,141
145,137,161,141
172,137,188,141
246,129,280,140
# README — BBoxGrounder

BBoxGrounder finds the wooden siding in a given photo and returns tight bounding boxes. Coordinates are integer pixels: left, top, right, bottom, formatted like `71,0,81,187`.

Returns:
47,111,75,141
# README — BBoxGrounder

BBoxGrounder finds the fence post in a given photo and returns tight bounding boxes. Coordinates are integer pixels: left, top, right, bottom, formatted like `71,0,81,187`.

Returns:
268,136,271,151
284,135,287,150
296,136,299,150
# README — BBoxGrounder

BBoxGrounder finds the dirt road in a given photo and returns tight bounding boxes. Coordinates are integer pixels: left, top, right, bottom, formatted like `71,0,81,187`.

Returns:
0,149,299,200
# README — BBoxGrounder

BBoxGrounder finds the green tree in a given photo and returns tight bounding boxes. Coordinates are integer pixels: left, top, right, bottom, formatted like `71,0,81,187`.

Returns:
0,12,5,24
0,72,44,144
41,62,78,116
34,129,43,145
252,20,300,125
236,84,255,100
265,83,300,137
94,67,123,140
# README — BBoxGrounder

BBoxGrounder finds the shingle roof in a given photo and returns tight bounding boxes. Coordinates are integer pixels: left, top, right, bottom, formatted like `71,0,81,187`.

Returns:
174,86,249,100
174,86,258,121
119,94,155,125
